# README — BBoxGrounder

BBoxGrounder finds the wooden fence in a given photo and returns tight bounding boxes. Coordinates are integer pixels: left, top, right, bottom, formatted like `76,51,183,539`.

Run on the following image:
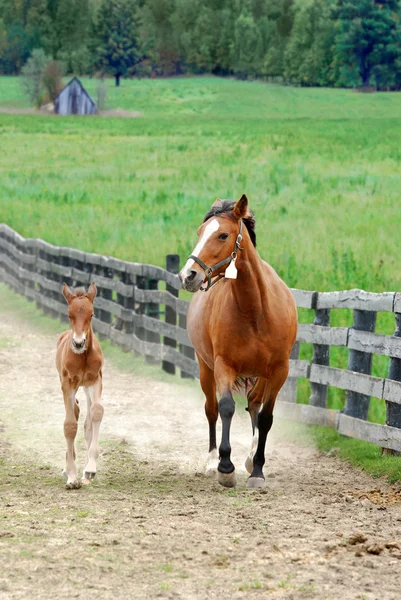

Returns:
1,223,401,452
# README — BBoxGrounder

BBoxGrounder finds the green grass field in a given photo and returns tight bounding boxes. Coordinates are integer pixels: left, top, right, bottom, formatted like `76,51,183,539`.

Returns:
1,75,401,424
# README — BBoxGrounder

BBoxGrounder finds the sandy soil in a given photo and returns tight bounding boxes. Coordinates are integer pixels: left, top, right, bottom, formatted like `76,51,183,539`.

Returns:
0,312,401,600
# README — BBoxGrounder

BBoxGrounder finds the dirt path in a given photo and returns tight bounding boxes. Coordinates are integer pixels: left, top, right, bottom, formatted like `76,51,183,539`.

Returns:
1,310,401,600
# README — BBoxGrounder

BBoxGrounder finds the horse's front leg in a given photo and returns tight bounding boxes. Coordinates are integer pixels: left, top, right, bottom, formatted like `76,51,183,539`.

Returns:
214,357,237,488
198,356,219,476
82,378,104,484
62,383,81,489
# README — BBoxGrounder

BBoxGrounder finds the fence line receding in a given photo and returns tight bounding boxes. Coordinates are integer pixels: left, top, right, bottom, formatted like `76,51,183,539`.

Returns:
1,223,401,452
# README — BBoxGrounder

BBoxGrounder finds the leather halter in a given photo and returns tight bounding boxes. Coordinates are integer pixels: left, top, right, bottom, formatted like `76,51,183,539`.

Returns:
188,220,243,292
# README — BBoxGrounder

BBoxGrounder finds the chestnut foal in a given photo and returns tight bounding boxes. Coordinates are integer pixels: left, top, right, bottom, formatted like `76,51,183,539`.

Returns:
56,283,104,489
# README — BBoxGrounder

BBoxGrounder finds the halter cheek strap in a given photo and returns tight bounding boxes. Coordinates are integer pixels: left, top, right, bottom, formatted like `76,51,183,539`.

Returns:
188,220,243,292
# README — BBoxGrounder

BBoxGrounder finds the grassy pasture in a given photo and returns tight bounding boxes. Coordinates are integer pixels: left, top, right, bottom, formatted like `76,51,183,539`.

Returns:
1,75,401,422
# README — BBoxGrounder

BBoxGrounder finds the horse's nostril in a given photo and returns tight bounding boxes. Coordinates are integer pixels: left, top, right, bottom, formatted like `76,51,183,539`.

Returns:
187,270,197,283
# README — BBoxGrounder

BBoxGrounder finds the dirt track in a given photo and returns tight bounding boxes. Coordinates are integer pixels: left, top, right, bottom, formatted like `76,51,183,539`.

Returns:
1,309,401,599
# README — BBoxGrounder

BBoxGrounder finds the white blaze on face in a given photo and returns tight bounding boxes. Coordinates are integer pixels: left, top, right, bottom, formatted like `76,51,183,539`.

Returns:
181,218,220,278
73,332,86,344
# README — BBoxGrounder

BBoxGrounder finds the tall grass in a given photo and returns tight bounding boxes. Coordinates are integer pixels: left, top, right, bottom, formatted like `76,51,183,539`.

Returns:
1,76,400,422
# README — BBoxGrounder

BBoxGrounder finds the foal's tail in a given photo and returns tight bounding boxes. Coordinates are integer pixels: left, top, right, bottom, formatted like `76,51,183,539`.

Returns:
233,376,258,398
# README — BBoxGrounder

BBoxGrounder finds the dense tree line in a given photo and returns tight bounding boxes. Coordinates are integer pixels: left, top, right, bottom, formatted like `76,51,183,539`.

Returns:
1,0,401,89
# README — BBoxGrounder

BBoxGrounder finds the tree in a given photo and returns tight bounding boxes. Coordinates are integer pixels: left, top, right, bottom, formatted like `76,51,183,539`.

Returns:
95,0,143,86
232,10,262,78
284,0,335,86
333,0,401,89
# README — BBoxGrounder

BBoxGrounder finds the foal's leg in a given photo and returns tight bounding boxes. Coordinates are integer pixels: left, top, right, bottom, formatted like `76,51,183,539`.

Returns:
198,356,218,476
214,357,237,488
247,366,288,489
82,378,104,484
62,383,81,489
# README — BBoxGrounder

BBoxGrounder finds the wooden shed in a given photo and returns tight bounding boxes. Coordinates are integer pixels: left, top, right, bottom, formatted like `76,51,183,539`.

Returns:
54,77,96,116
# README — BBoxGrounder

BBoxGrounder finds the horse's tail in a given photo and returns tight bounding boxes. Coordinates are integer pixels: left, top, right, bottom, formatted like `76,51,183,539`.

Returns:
232,376,258,398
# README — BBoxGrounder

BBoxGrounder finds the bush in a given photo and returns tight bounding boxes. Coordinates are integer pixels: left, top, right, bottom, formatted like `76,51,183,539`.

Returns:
21,49,48,107
42,60,65,103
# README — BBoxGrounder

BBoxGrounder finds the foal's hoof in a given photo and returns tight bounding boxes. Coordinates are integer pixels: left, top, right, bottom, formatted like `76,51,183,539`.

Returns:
218,470,237,488
65,479,82,490
246,476,265,489
82,472,96,485
245,454,254,475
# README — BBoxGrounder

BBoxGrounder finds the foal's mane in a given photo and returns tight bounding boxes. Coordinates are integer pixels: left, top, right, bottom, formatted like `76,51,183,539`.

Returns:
203,200,256,247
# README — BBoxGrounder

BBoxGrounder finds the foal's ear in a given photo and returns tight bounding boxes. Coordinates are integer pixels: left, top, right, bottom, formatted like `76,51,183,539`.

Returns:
62,283,74,304
233,194,249,220
86,282,97,303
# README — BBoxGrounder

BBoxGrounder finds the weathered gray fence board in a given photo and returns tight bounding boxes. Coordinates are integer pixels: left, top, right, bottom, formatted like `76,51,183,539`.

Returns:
310,364,385,399
275,401,339,429
290,289,315,309
297,323,348,346
338,414,401,452
348,329,401,358
382,379,401,405
0,237,36,265
288,359,310,379
317,289,395,312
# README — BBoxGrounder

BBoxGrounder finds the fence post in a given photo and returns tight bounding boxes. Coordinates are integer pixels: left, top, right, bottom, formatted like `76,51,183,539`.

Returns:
309,308,330,407
342,309,376,420
146,277,160,364
135,274,147,349
162,254,179,375
179,312,195,379
383,313,401,455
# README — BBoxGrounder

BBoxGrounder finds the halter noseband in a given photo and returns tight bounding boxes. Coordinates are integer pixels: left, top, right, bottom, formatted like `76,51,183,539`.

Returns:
188,220,243,292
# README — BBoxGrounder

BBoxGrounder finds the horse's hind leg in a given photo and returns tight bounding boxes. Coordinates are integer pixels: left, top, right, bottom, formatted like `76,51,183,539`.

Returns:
198,356,218,477
214,357,237,488
82,378,104,484
62,384,81,489
245,378,267,474
247,366,289,489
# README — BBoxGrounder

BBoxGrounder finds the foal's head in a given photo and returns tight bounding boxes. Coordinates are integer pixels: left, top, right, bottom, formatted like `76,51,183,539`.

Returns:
180,194,256,292
62,283,97,354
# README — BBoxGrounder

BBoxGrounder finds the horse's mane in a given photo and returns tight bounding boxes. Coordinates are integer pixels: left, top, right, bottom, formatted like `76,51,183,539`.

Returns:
203,200,257,247
73,287,87,297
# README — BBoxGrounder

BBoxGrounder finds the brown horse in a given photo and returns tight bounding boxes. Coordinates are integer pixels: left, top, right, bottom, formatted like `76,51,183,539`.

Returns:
56,283,104,489
179,195,297,488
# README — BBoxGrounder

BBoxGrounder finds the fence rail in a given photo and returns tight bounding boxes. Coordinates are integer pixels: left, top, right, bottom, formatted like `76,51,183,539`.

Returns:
1,223,401,452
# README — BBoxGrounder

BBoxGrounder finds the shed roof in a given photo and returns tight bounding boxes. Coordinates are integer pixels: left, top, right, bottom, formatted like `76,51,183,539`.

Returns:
55,77,96,106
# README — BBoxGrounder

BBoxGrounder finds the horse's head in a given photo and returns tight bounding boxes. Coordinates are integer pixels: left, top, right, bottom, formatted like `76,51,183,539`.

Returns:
62,283,97,354
180,194,255,293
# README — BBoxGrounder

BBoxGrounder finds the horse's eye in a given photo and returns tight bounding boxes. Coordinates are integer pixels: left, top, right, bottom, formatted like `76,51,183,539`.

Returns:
219,233,229,241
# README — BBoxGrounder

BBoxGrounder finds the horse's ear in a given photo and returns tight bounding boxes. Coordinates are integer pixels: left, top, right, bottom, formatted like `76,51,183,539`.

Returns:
86,282,97,303
233,194,249,220
62,283,73,304
211,198,223,210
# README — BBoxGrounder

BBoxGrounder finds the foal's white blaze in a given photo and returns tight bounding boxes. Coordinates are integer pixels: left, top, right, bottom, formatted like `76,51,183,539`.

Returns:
181,218,220,278
73,332,86,344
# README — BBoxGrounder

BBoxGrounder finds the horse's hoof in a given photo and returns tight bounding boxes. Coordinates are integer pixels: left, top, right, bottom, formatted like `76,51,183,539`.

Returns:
83,471,96,481
218,470,236,488
247,476,265,489
62,470,68,480
65,479,82,490
245,455,254,475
